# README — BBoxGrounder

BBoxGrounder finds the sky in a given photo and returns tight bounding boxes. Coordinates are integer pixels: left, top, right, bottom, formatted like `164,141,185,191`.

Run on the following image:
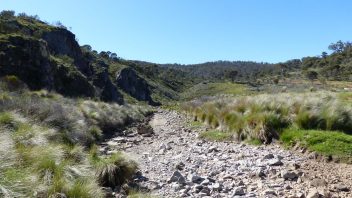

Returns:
1,0,352,64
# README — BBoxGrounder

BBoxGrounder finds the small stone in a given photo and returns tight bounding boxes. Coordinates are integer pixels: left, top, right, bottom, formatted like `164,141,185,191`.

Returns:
233,187,245,196
289,163,301,170
188,174,205,184
309,178,327,187
263,153,274,160
276,155,284,160
308,152,318,159
179,188,189,194
334,184,350,192
284,184,293,190
158,148,166,154
208,146,218,153
223,174,234,180
200,186,210,195
176,162,185,170
113,137,126,143
159,143,167,150
172,183,184,191
168,171,186,184
237,180,245,186
200,179,210,186
264,189,276,196
296,192,305,198
306,189,321,198
193,184,203,193
212,183,222,191
281,170,299,180
255,169,266,177
268,159,284,166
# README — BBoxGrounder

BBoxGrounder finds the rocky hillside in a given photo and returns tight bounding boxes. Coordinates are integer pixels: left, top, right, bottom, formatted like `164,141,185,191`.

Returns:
0,11,187,105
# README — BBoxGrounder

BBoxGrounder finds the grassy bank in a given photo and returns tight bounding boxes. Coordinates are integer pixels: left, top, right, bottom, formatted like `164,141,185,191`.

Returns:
0,77,152,197
181,82,250,101
182,91,352,160
281,128,352,162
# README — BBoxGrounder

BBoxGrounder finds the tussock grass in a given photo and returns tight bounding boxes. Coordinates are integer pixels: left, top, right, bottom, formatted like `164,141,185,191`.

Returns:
92,152,138,188
0,112,17,129
0,78,150,197
183,92,352,144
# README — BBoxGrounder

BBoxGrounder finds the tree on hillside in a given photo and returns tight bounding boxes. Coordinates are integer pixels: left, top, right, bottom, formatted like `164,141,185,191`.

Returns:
0,10,15,19
328,40,352,53
225,70,238,82
305,70,318,81
110,53,118,60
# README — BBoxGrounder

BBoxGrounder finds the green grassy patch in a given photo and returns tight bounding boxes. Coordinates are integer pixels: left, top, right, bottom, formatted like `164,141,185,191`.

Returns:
338,92,352,103
161,102,181,112
245,138,262,145
188,120,203,129
281,128,352,161
0,112,16,128
199,130,233,141
182,82,250,100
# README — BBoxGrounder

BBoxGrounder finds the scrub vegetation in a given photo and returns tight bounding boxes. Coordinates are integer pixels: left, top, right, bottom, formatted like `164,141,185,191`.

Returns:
0,76,152,197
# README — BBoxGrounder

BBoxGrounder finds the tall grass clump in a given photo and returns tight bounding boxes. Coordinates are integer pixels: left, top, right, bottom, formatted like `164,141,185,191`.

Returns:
0,79,150,197
92,152,138,188
182,92,352,143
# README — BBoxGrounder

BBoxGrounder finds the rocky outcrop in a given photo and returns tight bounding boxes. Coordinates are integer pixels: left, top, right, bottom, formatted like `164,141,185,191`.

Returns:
42,28,91,75
0,19,124,103
91,60,123,104
0,35,54,90
52,63,96,98
116,67,159,105
0,35,96,97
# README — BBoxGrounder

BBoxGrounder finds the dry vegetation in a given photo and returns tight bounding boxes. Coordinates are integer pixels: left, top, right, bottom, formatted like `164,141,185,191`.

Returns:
0,76,152,197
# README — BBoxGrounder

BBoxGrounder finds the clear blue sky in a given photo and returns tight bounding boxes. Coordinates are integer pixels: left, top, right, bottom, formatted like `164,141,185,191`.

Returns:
1,0,352,64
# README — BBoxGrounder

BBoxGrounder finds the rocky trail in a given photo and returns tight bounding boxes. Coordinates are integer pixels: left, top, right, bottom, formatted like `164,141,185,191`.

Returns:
100,110,352,198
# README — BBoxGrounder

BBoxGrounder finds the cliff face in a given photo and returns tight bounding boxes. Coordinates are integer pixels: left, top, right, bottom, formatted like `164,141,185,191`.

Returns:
0,16,124,104
0,35,54,90
116,67,159,105
42,29,92,75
